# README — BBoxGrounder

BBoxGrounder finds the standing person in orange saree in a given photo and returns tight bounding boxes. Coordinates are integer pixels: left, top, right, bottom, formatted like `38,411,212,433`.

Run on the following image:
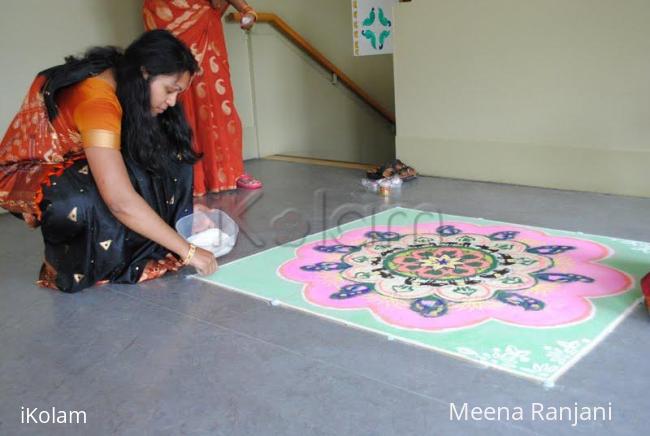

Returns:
143,0,263,195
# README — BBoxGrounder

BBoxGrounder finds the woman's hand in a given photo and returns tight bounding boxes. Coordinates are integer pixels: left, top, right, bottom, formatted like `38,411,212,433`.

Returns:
188,246,219,276
240,12,256,30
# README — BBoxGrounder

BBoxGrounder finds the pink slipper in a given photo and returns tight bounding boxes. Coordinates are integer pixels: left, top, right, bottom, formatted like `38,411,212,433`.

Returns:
236,173,263,190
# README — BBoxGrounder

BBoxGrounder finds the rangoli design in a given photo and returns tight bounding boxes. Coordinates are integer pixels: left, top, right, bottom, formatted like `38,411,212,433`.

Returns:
201,209,646,382
280,222,632,331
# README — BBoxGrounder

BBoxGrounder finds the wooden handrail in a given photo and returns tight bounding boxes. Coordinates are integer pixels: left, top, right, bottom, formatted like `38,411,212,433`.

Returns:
227,12,396,125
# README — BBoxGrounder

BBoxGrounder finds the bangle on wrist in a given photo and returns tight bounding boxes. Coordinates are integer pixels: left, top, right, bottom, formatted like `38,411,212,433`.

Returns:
182,244,197,265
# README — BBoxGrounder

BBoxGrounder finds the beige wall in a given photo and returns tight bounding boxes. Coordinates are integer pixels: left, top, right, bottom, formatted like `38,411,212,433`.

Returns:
0,0,143,136
394,0,650,197
247,0,395,114
224,0,396,163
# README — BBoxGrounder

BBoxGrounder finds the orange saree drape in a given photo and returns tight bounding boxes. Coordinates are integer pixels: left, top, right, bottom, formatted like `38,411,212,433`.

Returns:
0,75,86,219
143,0,245,195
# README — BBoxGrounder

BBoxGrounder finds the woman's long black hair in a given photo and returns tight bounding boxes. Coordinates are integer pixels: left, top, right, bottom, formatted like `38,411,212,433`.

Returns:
39,30,200,173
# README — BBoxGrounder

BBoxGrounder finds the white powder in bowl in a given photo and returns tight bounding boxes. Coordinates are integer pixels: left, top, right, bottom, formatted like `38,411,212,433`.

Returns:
187,228,232,250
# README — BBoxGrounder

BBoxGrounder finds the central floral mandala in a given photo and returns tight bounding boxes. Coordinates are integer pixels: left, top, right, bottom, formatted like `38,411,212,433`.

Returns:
384,246,497,280
279,222,630,330
338,233,552,303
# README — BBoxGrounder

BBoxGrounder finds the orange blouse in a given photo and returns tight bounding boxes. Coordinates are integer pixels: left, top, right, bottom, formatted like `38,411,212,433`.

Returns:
56,76,122,150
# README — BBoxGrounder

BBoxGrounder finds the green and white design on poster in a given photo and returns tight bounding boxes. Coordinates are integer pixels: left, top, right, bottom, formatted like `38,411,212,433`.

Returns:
352,0,398,56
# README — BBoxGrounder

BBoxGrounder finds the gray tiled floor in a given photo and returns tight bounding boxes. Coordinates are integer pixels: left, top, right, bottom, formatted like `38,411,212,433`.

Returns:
1,159,649,435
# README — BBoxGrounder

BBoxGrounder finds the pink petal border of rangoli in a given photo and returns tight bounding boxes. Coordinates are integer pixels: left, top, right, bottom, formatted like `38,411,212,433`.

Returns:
278,223,633,331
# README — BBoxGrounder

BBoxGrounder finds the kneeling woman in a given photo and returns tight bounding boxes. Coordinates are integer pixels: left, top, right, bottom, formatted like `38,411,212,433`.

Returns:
0,30,217,292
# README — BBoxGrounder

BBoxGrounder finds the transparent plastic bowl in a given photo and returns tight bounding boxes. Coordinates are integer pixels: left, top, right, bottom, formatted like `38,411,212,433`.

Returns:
175,209,238,258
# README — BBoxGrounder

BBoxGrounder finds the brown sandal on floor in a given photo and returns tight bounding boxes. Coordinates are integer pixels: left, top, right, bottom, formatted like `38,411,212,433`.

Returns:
397,165,417,181
366,159,417,181
391,160,416,181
